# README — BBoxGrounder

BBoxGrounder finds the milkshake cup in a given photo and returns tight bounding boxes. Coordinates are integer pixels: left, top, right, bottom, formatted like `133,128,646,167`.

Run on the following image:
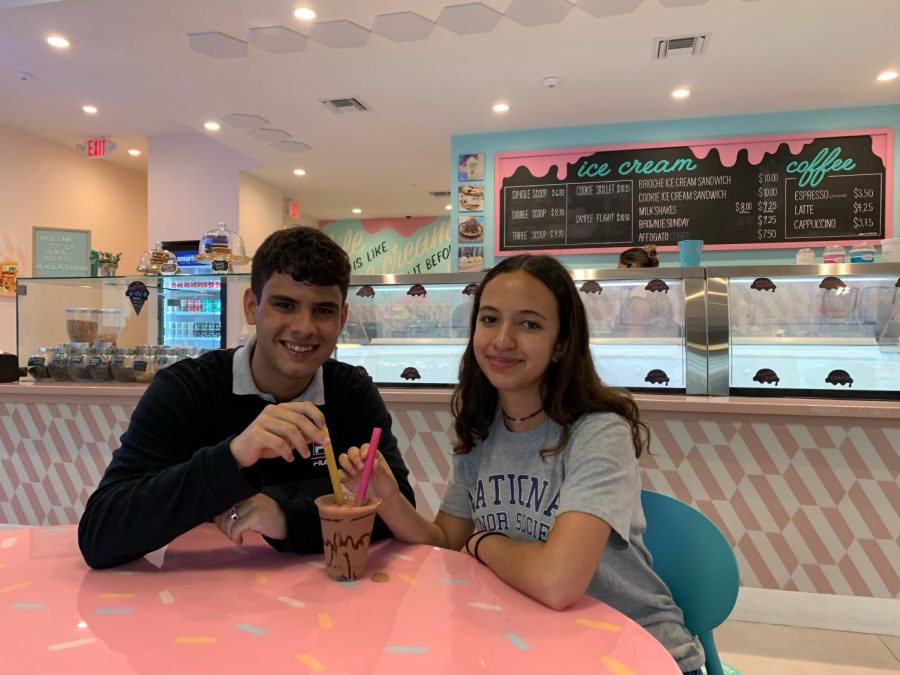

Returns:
314,494,382,581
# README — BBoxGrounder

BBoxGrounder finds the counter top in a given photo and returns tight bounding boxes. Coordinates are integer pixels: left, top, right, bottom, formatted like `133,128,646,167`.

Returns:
2,382,899,419
0,526,679,674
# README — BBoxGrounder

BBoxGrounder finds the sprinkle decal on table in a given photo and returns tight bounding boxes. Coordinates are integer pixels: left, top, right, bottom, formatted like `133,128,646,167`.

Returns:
397,573,417,585
386,645,429,654
600,655,635,675
12,602,45,610
505,632,530,650
236,623,267,636
277,596,306,608
100,592,134,598
575,618,623,632
159,590,175,604
94,607,133,614
295,654,326,671
468,601,503,612
1,580,30,593
48,638,97,651
317,612,333,629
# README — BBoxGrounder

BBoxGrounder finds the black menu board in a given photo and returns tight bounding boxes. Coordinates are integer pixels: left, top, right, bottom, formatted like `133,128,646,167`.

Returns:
496,130,891,252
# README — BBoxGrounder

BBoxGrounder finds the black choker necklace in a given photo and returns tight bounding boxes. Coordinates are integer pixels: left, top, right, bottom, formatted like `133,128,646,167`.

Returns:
502,407,544,423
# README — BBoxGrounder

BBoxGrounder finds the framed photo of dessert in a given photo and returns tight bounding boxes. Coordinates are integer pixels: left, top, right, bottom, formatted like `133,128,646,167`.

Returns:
458,183,484,212
458,245,484,272
458,215,484,243
458,153,484,181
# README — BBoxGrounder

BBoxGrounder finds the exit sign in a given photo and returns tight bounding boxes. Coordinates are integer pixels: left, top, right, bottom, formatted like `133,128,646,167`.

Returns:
78,137,117,159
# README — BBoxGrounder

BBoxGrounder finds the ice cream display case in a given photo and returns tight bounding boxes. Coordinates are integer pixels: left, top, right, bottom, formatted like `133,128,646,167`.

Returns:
708,263,900,399
338,268,706,393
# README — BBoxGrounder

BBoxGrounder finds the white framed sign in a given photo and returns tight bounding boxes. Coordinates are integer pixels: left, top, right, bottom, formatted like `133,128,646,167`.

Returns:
32,227,91,277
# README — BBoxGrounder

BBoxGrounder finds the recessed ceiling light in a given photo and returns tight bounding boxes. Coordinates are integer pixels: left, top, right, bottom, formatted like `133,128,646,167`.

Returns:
82,105,98,114
672,88,691,99
445,204,452,210
293,168,307,176
128,149,141,157
204,121,221,131
47,35,70,49
294,7,316,20
352,208,362,214
492,102,510,113
876,70,898,82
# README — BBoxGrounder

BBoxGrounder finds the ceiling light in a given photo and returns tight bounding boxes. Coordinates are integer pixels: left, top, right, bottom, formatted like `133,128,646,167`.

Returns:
127,149,141,157
294,7,317,20
445,204,452,210
492,102,510,113
876,70,898,82
293,168,307,176
204,121,221,131
47,35,70,49
82,105,98,114
352,208,362,214
671,88,691,99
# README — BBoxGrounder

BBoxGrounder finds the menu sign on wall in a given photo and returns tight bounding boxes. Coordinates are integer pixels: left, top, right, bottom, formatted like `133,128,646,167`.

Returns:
495,129,892,253
32,227,91,277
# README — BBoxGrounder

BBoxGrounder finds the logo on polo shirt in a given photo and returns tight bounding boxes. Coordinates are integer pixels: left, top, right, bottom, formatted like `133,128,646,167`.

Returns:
310,443,326,467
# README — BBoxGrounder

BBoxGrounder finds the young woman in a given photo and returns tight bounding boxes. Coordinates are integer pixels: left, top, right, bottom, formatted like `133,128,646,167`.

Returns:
339,254,704,674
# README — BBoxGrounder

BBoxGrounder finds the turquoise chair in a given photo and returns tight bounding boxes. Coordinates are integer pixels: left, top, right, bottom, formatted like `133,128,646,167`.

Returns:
640,490,740,675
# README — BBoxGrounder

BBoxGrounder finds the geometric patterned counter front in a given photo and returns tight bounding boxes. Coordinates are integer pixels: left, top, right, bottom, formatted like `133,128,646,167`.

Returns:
1,388,898,604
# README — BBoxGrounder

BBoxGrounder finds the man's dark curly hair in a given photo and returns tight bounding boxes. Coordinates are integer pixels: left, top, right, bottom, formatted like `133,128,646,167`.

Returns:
250,227,351,301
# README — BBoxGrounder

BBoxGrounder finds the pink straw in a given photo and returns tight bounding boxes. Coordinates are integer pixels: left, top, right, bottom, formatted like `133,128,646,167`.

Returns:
355,427,382,503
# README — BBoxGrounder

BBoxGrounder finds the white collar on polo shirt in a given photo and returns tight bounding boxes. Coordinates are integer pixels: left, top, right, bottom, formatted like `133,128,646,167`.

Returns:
231,334,325,405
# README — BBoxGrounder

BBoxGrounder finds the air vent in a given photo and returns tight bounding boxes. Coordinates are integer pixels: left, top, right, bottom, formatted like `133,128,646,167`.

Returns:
321,97,370,114
429,190,451,198
654,33,708,59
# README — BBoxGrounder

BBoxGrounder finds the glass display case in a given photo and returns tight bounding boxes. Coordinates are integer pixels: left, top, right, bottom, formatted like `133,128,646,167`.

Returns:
339,269,704,393
15,274,237,370
708,263,900,399
17,265,898,399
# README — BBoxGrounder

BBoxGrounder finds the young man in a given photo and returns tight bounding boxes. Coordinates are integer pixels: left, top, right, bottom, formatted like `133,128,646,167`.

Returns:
79,227,415,569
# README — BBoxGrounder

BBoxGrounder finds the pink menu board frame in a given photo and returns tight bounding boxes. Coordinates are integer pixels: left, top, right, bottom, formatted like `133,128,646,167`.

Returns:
493,128,893,256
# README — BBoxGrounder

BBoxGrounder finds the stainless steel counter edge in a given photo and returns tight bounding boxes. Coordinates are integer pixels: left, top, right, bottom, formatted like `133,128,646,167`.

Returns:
3,383,898,420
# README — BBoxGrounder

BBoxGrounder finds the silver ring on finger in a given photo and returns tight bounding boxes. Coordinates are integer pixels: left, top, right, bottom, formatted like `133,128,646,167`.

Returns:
229,505,240,522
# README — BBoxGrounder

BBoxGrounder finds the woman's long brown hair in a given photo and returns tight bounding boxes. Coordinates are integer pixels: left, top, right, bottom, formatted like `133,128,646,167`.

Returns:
451,254,649,459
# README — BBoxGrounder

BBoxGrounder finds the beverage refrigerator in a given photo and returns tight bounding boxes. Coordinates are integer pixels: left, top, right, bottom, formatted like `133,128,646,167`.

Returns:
158,240,226,349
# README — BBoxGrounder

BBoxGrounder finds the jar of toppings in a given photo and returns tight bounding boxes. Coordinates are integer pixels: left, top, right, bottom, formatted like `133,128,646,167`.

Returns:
110,348,137,382
95,309,124,344
848,242,876,264
87,347,115,382
48,345,75,381
153,347,182,372
65,308,99,343
132,346,157,383
26,346,54,381
795,248,815,265
823,245,846,264
67,345,95,381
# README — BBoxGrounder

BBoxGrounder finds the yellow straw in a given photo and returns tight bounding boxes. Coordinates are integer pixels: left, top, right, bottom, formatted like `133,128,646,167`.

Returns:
321,427,344,505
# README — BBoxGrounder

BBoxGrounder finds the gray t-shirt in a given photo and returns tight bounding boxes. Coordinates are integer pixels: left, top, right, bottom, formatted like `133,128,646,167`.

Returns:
440,410,704,673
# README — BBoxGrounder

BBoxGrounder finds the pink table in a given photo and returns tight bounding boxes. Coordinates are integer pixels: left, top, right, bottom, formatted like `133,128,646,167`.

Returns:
0,525,681,674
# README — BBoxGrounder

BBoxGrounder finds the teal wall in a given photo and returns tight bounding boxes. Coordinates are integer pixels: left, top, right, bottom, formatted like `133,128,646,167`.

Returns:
450,105,900,270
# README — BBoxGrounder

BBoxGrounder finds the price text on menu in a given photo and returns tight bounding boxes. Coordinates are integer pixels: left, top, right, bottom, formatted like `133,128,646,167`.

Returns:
498,132,889,251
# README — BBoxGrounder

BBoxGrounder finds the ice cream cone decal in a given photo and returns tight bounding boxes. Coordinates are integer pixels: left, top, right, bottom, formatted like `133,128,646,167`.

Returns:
126,280,150,316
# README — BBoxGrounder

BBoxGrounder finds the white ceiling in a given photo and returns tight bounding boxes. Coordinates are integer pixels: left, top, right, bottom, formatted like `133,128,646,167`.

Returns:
0,0,898,220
